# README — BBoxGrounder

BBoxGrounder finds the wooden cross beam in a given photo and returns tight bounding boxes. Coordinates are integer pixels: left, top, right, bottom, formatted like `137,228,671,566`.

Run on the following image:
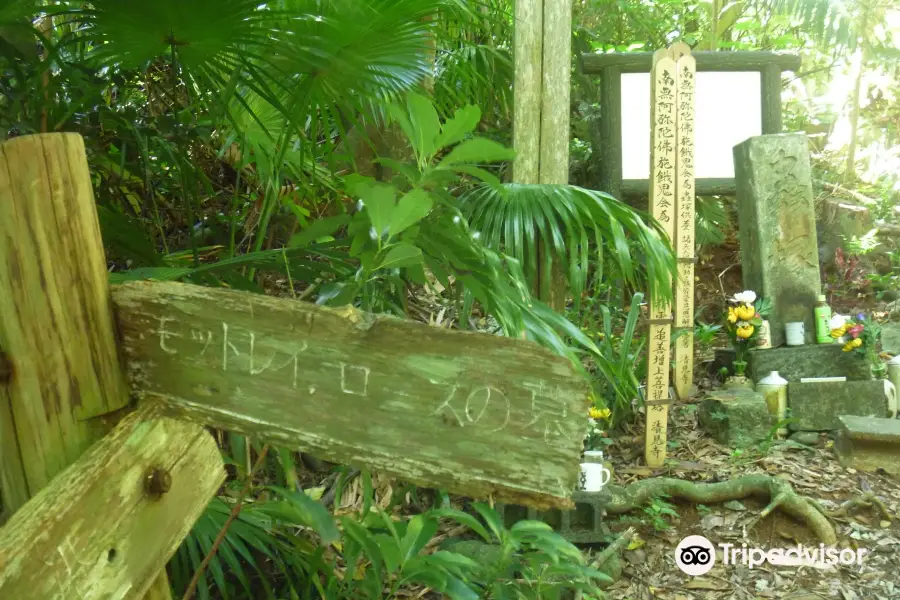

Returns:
0,402,224,598
113,280,591,509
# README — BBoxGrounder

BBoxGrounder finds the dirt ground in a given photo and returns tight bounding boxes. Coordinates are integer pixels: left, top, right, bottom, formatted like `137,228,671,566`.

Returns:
597,399,900,600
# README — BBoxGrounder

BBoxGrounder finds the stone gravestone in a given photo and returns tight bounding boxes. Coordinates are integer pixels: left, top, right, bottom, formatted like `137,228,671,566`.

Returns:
734,133,821,346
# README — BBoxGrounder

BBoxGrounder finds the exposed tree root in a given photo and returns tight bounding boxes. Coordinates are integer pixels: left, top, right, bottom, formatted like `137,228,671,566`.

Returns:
826,491,893,522
596,475,837,544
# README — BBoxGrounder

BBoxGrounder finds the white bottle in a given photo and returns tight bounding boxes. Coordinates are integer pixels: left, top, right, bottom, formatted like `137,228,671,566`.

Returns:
888,355,900,418
757,371,788,438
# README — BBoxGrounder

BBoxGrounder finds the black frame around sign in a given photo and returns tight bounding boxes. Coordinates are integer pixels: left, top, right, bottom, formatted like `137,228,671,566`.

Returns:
579,51,801,199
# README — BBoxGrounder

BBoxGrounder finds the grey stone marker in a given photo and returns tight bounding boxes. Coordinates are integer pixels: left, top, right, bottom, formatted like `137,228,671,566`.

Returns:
734,133,822,346
788,380,887,431
698,388,774,448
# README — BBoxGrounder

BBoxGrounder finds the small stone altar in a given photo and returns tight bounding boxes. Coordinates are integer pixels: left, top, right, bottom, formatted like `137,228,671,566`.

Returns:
746,344,871,382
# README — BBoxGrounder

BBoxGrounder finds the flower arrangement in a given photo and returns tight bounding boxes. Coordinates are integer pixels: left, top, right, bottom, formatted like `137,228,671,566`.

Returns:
830,313,882,372
723,290,771,375
585,405,611,450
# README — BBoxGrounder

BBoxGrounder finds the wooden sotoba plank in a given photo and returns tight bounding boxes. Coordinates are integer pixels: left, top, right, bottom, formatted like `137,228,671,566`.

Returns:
112,281,590,508
0,401,224,599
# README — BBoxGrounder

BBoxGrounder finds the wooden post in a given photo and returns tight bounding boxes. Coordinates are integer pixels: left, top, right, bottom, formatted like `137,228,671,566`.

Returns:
539,0,571,187
0,401,224,599
0,134,173,597
597,66,623,201
514,0,572,308
672,43,696,402
760,63,783,134
644,50,677,467
513,0,542,185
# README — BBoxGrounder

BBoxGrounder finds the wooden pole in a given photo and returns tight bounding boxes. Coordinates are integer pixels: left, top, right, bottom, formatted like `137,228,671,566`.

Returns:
513,0,542,185
538,0,572,310
514,0,572,308
0,133,173,598
644,50,677,467
671,43,696,402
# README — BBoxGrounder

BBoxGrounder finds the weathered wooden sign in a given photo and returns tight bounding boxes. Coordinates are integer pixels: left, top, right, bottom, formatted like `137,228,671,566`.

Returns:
112,281,590,508
645,48,678,467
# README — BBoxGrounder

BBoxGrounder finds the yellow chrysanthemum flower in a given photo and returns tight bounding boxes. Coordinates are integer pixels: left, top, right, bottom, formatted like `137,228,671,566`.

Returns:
842,338,863,352
831,325,850,339
735,304,756,321
727,307,738,324
589,406,611,420
736,324,754,339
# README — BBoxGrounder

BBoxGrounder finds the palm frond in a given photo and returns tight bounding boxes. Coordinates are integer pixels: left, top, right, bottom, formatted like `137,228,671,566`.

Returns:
460,183,676,309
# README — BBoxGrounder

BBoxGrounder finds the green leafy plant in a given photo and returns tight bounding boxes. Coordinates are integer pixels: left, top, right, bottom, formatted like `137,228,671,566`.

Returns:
693,321,723,349
433,503,612,599
642,495,679,532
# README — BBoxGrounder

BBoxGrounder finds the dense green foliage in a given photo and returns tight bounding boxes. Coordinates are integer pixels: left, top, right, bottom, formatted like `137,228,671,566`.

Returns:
2,0,898,598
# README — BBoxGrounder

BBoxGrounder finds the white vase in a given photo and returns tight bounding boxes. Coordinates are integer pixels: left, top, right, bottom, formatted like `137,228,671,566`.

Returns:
757,370,788,438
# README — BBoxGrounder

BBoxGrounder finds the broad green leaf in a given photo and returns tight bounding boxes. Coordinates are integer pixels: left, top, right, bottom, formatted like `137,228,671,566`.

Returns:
435,104,481,150
407,92,441,161
438,138,516,167
288,214,350,247
376,243,423,270
362,184,397,239
389,188,433,237
267,486,339,544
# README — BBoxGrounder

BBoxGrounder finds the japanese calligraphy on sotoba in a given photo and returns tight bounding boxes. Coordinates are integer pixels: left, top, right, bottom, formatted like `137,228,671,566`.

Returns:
645,48,678,467
674,46,696,401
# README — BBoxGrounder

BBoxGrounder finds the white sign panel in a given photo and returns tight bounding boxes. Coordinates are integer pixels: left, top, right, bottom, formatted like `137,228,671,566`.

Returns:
621,72,762,180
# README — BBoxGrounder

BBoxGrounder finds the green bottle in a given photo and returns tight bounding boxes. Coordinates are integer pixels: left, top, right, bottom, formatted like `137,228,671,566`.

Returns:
814,294,833,344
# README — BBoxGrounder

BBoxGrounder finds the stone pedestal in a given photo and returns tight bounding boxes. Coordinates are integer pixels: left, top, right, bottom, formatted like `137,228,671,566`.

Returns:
498,490,610,544
698,389,774,448
788,380,887,431
834,415,900,475
734,133,822,346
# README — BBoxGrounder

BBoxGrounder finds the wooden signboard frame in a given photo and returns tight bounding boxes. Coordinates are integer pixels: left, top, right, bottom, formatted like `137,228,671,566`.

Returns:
580,50,800,200
0,134,590,597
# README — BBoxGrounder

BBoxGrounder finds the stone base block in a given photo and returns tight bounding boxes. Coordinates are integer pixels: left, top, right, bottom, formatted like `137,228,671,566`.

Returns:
788,380,887,431
698,389,773,448
834,415,900,475
498,490,610,544
748,345,871,382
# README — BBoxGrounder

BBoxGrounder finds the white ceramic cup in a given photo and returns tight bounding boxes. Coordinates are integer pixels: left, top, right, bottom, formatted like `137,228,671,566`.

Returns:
578,462,611,492
785,322,805,346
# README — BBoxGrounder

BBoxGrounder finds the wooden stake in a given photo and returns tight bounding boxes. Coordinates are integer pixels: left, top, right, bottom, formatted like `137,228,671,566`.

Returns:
0,133,174,598
644,50,678,467
672,43,697,402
